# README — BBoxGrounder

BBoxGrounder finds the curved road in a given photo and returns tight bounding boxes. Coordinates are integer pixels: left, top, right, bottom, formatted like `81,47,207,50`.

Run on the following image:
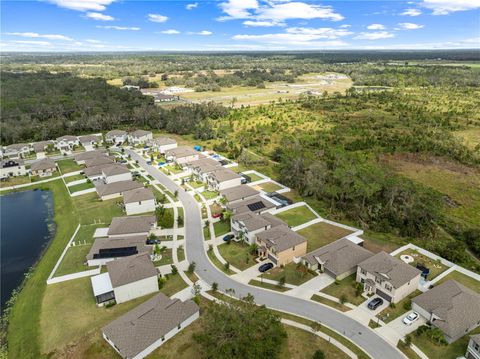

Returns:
129,150,404,359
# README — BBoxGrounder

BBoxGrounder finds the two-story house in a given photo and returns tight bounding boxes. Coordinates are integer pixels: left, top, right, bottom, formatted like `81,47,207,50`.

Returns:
206,168,242,191
105,130,127,145
466,334,480,359
0,159,27,179
231,211,285,244
128,130,153,145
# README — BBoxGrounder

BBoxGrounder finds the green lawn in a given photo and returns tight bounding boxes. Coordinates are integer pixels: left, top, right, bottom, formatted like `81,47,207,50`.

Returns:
263,262,317,286
153,188,168,203
0,175,33,187
395,249,449,280
57,159,82,173
157,207,175,228
376,290,421,323
248,279,289,292
256,181,283,192
274,205,317,227
68,181,94,193
203,225,211,240
202,190,220,200
217,241,255,271
397,341,422,359
64,174,86,183
297,221,354,252
311,294,351,312
190,180,204,189
160,273,189,297
320,274,366,306
153,248,173,266
434,270,480,293
213,220,231,237
245,172,263,182
177,246,185,262
177,206,184,227
71,192,124,224
207,250,235,275
164,164,183,174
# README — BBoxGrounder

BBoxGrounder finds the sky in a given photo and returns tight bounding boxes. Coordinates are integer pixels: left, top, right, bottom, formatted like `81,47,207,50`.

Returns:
1,0,479,51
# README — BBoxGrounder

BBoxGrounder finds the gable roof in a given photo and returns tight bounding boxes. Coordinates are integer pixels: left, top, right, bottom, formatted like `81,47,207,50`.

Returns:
165,146,197,158
256,225,307,252
74,149,107,162
130,129,152,138
123,187,155,204
232,211,285,232
106,130,127,137
220,185,259,203
78,134,102,144
107,215,156,236
303,238,374,276
96,180,144,197
84,156,114,167
32,141,53,153
207,168,241,183
412,280,480,340
86,235,150,260
30,158,56,171
84,163,112,177
56,135,78,142
5,143,29,151
102,164,130,177
358,251,421,288
102,293,199,358
106,253,157,287
227,195,276,214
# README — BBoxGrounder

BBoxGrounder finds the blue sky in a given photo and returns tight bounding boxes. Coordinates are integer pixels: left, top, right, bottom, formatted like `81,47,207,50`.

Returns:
1,0,479,51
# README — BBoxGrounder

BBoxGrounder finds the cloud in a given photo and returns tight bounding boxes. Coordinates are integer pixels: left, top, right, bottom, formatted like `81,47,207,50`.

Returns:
219,0,258,19
85,39,103,43
421,0,480,15
367,24,385,30
5,32,72,40
400,8,422,16
361,37,480,49
354,31,395,40
397,22,424,30
243,20,284,27
12,40,52,46
96,25,140,31
285,27,353,38
188,30,213,36
186,2,198,10
160,29,180,35
45,0,115,12
85,12,114,21
148,13,168,23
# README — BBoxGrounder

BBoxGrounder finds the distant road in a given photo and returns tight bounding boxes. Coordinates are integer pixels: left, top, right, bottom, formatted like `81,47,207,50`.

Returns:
128,149,405,359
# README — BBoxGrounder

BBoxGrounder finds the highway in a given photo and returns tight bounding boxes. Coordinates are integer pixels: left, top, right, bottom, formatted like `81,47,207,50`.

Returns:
128,149,405,359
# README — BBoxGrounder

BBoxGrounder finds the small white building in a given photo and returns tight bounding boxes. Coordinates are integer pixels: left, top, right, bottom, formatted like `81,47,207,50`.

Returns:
106,130,128,145
123,187,156,215
0,159,27,179
206,168,243,191
128,130,153,145
149,137,177,154
102,164,132,184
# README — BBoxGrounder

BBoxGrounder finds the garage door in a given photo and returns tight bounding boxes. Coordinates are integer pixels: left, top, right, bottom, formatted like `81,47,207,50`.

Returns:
376,289,392,302
324,268,336,278
268,254,277,265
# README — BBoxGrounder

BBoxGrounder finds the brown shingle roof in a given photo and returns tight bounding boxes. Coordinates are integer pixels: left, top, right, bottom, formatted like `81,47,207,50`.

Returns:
220,185,259,203
165,146,197,158
83,163,111,177
106,253,157,287
207,168,241,183
151,137,176,146
56,135,78,142
102,293,199,358
78,134,102,144
256,225,307,252
130,130,152,138
32,141,53,153
74,149,107,162
84,156,114,167
96,180,143,197
107,215,156,236
123,187,155,204
232,211,285,232
86,235,150,260
102,164,130,176
106,130,127,137
30,158,56,171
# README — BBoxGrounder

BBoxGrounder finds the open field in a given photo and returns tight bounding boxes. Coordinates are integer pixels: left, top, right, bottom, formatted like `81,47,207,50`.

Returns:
297,221,354,252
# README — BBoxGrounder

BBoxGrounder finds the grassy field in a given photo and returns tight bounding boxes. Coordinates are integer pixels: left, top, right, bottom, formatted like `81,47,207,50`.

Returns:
248,279,290,292
310,294,351,312
320,274,365,306
57,159,82,173
68,181,94,193
263,263,316,286
71,192,124,224
160,273,189,297
217,241,255,271
394,249,449,280
207,250,235,275
153,248,173,266
254,181,283,193
434,270,480,293
297,221,354,252
274,205,317,227
201,190,220,200
213,220,231,237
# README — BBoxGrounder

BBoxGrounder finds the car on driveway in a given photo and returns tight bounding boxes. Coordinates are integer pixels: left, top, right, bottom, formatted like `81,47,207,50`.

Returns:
403,312,420,325
259,262,274,273
146,238,161,245
212,212,223,219
222,234,234,241
367,297,384,310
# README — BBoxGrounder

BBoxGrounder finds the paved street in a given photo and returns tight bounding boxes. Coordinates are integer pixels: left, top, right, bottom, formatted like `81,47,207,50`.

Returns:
128,149,405,359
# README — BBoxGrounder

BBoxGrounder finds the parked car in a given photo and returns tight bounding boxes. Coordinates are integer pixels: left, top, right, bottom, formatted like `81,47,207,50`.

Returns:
146,161,152,165
223,234,234,241
367,297,384,310
259,262,274,273
146,238,161,245
212,212,223,219
403,312,420,325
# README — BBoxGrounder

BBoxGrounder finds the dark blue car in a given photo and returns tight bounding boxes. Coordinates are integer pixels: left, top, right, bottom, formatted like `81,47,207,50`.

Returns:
259,263,274,273
223,234,234,241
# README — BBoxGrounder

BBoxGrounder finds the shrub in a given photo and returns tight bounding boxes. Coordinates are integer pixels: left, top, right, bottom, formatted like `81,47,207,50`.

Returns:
339,294,347,304
224,262,230,270
403,299,412,310
312,350,325,359
171,264,178,275
211,282,218,292
278,276,286,288
188,261,196,273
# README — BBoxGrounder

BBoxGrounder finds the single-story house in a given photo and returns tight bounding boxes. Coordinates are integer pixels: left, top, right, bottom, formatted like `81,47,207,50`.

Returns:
78,134,103,151
30,158,57,177
0,159,27,179
123,187,156,215
4,143,31,159
102,164,132,184
106,130,128,145
187,158,222,181
74,149,108,165
165,146,201,165
96,180,144,200
256,225,308,266
128,130,153,145
84,156,114,168
412,280,480,343
206,168,242,191
220,185,260,204
84,163,113,181
227,195,276,215
32,141,53,159
231,211,285,245
149,137,177,154
302,238,374,280
55,135,79,150
91,253,158,305
107,215,157,237
466,334,480,359
102,293,199,359
356,251,421,303
86,235,150,266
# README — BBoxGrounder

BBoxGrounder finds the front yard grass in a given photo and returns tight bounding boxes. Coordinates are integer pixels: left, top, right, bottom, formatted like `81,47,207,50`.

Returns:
256,181,283,192
203,225,211,240
160,273,188,297
434,270,480,293
0,175,32,187
297,221,354,252
153,248,173,266
274,205,317,227
395,249,449,280
320,274,366,306
177,246,185,262
68,181,94,193
311,294,351,312
248,279,289,292
217,241,255,271
190,180,204,189
376,290,421,323
263,262,317,286
153,188,168,203
397,341,422,359
202,190,219,200
213,220,231,237
207,250,235,275
57,159,82,173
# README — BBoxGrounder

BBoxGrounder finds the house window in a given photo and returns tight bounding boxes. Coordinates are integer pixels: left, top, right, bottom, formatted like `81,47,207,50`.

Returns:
474,343,479,351
385,284,392,292
375,277,382,284
360,268,366,275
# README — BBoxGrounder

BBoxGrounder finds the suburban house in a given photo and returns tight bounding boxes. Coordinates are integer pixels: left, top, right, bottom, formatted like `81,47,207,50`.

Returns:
165,146,201,165
128,130,153,145
231,211,285,245
32,141,53,159
412,280,480,343
102,293,199,359
0,159,27,179
84,156,114,168
74,149,108,165
188,158,222,181
302,238,373,280
4,143,31,159
466,334,480,359
220,185,260,204
227,195,276,215
149,137,177,154
90,253,158,305
30,158,57,177
86,235,150,266
106,130,128,145
102,164,132,184
123,187,156,215
96,180,144,200
206,168,242,191
55,135,79,153
356,251,422,303
107,215,157,237
84,163,114,181
255,225,308,266
78,134,103,151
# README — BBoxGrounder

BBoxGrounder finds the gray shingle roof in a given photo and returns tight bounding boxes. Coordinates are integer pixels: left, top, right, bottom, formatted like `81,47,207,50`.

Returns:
106,130,127,137
84,156,114,167
84,163,111,177
165,146,197,158
86,235,150,260
227,195,276,214
207,168,241,183
30,158,56,171
32,141,53,152
102,293,199,358
130,130,152,138
74,149,107,162
256,225,307,252
106,253,157,287
102,164,130,176
412,280,480,340
96,180,143,197
56,135,78,142
232,211,285,232
358,251,421,289
108,215,156,236
303,238,374,276
123,187,155,204
78,134,102,144
220,185,259,203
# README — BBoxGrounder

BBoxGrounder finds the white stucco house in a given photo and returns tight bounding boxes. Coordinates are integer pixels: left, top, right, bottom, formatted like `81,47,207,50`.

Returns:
30,158,57,177
206,168,242,191
165,146,201,165
102,164,132,184
3,143,31,159
0,159,27,179
149,137,177,154
128,130,153,145
105,130,127,145
55,135,79,152
123,187,156,215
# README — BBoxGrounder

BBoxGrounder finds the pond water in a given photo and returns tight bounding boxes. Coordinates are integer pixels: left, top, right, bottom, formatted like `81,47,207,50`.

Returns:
0,189,55,309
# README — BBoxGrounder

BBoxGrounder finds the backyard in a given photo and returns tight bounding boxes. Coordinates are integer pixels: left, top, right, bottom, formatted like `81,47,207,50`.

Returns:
57,159,82,173
64,174,86,183
202,190,220,200
255,181,283,193
320,274,365,306
297,221,354,252
434,270,480,293
217,241,255,271
68,181,94,193
395,249,449,280
274,205,317,227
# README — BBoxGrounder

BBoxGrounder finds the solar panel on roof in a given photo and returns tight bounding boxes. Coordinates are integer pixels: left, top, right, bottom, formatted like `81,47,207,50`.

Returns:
94,246,138,259
247,201,266,212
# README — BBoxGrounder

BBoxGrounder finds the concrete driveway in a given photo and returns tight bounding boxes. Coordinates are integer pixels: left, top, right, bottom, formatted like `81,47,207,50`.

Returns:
346,295,389,325
376,311,426,345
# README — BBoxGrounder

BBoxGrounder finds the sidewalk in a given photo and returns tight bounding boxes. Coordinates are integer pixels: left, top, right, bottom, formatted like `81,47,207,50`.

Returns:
284,274,335,300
